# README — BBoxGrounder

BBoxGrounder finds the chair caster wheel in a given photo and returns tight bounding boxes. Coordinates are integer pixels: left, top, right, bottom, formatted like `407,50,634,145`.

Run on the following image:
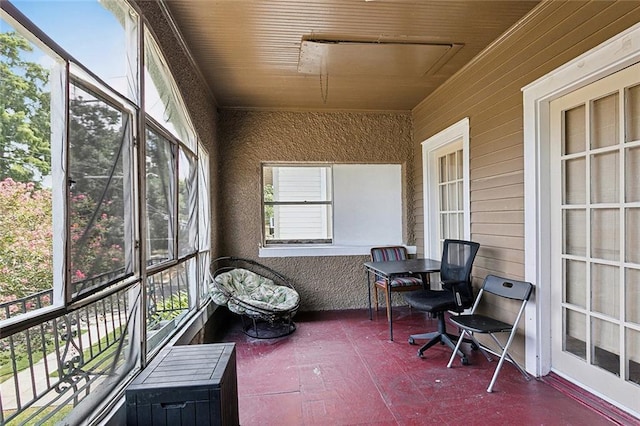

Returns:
461,357,469,366
418,350,424,358
408,337,415,345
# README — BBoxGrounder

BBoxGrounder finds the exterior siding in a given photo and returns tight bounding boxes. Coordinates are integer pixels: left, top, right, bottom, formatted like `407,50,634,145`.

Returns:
411,0,640,359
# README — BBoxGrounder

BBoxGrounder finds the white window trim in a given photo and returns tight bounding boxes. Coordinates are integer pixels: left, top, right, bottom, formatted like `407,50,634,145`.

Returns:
421,117,470,259
522,21,640,379
260,163,407,257
259,244,417,258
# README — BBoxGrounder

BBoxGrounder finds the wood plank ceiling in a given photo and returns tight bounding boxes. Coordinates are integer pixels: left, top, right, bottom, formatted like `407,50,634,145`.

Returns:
164,0,540,111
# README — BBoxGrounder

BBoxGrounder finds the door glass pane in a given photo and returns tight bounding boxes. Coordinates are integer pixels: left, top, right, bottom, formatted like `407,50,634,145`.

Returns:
564,158,586,204
626,84,640,143
440,213,448,239
626,328,640,385
591,151,619,204
591,93,619,149
439,156,447,182
563,209,586,256
564,105,586,155
591,209,619,261
447,183,456,211
456,150,463,179
625,268,640,324
565,259,586,308
564,309,586,360
626,208,640,264
449,213,458,238
591,317,620,376
457,182,463,210
440,185,447,211
591,263,619,318
625,147,640,202
447,153,456,180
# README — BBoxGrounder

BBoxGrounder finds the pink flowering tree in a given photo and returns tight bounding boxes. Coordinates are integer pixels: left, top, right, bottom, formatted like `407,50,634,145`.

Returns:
69,192,124,287
0,178,53,302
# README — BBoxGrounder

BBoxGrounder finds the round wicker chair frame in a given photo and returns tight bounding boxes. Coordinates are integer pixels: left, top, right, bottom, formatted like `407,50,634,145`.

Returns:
210,256,299,338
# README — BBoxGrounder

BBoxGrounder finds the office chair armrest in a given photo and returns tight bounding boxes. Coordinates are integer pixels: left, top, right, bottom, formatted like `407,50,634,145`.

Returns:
441,280,472,307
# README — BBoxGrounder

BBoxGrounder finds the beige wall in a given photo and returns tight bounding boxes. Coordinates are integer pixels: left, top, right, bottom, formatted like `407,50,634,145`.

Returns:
413,1,640,281
412,0,640,359
217,110,413,311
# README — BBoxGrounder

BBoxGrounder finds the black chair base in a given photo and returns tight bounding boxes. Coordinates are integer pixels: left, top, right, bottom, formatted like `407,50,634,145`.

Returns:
408,312,469,364
241,316,296,339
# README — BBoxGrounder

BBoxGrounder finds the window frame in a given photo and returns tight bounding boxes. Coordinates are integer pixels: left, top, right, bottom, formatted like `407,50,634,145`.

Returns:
0,0,211,395
260,162,410,257
262,163,333,246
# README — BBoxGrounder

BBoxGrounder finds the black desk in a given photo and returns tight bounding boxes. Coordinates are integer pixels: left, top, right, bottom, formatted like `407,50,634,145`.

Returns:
364,258,441,341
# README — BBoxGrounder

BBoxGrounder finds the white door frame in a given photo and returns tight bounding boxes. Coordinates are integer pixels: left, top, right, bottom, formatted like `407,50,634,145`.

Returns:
421,117,471,258
522,22,640,379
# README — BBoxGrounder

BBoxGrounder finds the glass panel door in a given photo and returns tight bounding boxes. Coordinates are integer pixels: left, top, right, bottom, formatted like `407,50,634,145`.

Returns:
550,62,640,409
436,144,463,253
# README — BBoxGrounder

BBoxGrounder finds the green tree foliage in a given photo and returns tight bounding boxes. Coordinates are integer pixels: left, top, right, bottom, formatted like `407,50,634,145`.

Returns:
67,91,127,285
0,31,51,183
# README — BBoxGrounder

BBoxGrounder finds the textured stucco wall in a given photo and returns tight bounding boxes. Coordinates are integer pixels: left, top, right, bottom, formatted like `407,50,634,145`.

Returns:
218,110,414,311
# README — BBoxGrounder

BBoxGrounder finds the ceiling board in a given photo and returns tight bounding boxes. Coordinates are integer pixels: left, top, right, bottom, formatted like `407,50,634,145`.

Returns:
164,0,541,111
298,40,460,77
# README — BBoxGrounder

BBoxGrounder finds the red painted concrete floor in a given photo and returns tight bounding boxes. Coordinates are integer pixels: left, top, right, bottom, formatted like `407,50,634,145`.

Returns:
215,308,635,426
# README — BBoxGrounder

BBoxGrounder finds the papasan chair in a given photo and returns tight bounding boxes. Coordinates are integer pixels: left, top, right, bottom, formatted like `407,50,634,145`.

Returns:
210,257,300,338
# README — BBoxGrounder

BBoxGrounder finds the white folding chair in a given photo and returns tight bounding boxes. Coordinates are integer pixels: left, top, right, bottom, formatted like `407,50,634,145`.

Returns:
446,274,533,392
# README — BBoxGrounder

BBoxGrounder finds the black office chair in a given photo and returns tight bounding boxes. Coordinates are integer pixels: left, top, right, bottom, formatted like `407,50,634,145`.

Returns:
405,239,480,364
447,274,533,392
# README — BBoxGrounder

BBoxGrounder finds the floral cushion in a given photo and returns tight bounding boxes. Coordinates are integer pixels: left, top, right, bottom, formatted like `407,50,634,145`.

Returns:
212,268,299,317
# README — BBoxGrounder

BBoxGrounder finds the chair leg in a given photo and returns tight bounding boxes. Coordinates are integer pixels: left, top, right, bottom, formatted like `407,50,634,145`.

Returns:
373,286,379,312
447,329,468,368
488,334,530,392
410,313,467,362
384,287,392,322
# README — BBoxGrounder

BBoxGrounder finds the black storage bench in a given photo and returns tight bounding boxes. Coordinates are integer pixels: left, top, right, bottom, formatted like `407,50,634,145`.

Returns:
126,343,238,426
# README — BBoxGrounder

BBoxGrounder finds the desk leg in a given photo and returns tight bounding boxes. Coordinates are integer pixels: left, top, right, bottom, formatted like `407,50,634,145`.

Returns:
388,283,393,341
420,272,432,290
367,270,372,320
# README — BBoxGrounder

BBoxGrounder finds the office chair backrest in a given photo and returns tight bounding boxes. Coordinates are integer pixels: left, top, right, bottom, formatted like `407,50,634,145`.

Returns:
440,239,480,304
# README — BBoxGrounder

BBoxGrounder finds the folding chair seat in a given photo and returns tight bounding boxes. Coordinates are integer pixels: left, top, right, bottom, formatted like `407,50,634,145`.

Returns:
446,274,533,392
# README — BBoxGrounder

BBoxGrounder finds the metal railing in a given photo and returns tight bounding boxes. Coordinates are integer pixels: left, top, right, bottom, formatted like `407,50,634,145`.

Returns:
0,259,191,425
0,286,134,425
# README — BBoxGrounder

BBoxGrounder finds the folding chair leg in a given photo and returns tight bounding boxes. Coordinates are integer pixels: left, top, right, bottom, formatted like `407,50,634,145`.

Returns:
487,332,530,393
447,329,467,368
489,334,530,382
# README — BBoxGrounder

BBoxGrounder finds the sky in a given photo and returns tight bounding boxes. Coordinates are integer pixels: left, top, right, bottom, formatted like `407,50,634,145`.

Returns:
3,0,128,94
